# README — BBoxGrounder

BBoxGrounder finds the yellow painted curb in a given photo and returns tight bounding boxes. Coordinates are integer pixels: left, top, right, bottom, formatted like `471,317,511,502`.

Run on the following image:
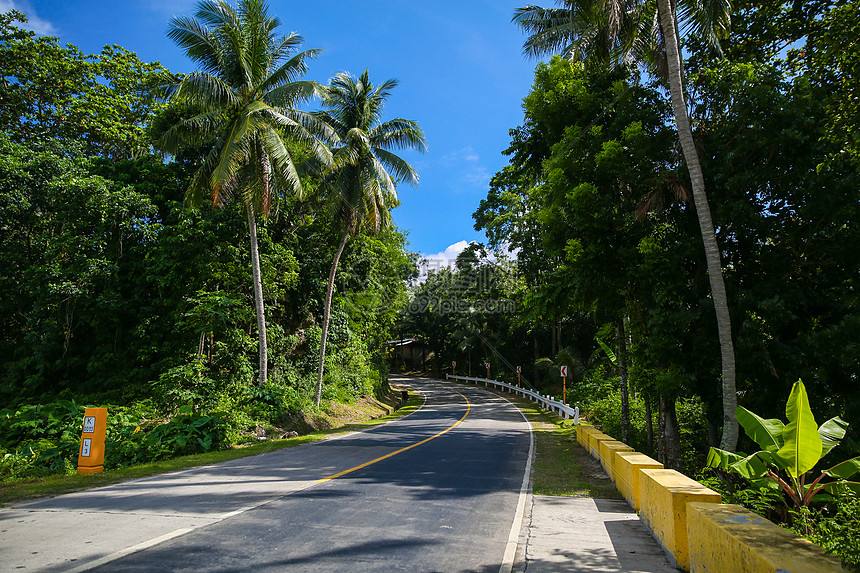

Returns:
614,451,663,511
587,431,614,459
686,502,844,573
639,469,721,570
577,424,599,448
598,440,634,481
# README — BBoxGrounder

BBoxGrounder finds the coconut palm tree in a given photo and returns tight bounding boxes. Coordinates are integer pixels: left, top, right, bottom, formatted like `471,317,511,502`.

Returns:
313,70,426,408
513,0,739,450
159,0,333,385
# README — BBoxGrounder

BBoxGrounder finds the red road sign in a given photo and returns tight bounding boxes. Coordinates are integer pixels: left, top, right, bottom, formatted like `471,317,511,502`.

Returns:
516,366,522,374
560,365,568,377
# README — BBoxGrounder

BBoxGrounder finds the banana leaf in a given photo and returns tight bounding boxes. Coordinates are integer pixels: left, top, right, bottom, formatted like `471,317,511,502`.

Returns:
819,416,848,457
823,456,860,479
706,447,745,469
736,405,784,453
729,451,772,480
822,481,860,496
596,338,617,365
776,379,822,478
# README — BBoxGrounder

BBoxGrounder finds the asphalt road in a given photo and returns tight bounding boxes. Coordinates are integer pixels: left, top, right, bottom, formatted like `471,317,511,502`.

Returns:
2,376,533,572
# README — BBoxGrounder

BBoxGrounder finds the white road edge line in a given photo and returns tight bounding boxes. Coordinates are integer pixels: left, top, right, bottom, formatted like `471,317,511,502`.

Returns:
64,528,194,573
498,391,534,573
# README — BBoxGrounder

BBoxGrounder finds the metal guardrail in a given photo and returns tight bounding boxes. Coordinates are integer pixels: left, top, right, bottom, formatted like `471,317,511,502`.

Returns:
446,374,580,423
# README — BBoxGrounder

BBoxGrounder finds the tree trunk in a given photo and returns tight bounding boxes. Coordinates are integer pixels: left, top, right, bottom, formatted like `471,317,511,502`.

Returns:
246,202,267,386
645,395,654,455
468,349,472,377
315,230,349,408
656,0,738,451
659,395,683,470
616,318,630,443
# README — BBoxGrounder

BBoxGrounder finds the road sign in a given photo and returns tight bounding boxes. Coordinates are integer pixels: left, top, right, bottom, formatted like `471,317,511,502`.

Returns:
560,365,568,377
516,366,521,374
452,361,456,368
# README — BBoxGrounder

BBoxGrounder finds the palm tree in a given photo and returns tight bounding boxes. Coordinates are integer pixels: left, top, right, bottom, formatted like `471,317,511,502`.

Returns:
313,70,426,408
513,0,739,450
159,0,333,385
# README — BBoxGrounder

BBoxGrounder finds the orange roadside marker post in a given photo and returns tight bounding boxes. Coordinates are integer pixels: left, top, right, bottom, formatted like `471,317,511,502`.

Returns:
77,407,107,474
560,365,568,406
452,360,456,377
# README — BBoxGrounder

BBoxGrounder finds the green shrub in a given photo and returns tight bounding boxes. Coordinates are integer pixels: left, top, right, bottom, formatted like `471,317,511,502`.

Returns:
676,396,710,473
793,497,860,570
150,361,218,411
239,382,306,425
0,400,86,449
583,391,649,452
140,408,231,459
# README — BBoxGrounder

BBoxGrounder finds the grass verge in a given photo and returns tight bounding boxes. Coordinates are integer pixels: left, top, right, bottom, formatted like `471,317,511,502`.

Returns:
0,390,423,507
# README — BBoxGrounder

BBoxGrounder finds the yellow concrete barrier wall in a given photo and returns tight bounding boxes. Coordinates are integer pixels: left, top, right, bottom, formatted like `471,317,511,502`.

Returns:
639,469,721,570
577,424,599,448
614,451,662,511
686,502,844,573
587,431,614,459
598,440,633,480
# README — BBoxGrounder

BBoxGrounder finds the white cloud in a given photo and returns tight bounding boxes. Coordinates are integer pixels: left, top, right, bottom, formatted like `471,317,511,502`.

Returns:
440,146,492,188
1,0,57,35
412,240,468,283
424,240,470,267
412,241,520,286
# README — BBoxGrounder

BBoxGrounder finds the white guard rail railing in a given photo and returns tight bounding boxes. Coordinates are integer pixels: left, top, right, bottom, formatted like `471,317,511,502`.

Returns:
446,374,580,424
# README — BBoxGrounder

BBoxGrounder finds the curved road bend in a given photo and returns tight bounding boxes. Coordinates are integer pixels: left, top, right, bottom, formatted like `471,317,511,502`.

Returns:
2,376,532,572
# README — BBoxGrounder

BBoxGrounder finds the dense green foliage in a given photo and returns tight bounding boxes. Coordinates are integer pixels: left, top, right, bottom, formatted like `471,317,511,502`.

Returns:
398,0,860,562
0,8,416,480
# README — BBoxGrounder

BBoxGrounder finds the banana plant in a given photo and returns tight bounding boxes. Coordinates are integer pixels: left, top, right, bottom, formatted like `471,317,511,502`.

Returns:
708,379,860,509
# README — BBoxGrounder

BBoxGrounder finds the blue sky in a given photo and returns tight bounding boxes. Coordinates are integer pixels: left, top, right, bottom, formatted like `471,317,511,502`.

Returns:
4,0,539,263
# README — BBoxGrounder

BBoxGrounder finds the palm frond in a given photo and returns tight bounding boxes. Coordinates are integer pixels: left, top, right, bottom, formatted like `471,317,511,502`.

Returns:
173,72,239,109
514,5,579,60
369,118,428,152
258,48,321,94
259,123,303,200
373,147,420,186
678,0,730,54
158,109,225,153
166,16,224,76
263,107,334,167
264,80,318,109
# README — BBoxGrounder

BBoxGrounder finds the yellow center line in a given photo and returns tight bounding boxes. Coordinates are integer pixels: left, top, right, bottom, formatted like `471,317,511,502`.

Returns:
316,387,472,483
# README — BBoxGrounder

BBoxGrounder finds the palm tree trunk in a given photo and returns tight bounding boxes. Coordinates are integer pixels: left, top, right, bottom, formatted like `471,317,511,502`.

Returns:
656,0,738,451
315,230,349,408
246,202,267,386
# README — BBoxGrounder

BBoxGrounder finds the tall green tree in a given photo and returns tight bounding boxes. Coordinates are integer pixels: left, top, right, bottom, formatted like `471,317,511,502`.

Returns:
159,0,333,386
514,0,740,450
313,71,426,407
0,11,176,159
